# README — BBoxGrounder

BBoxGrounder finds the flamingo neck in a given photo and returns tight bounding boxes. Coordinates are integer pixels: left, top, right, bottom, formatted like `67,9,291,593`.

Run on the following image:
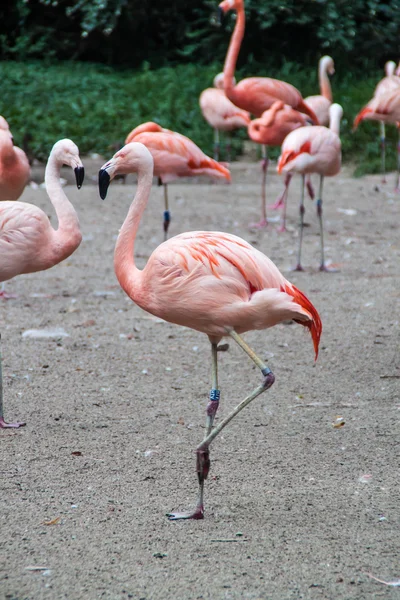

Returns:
223,5,245,96
329,108,341,135
0,138,17,166
114,166,153,301
319,60,332,102
45,154,81,258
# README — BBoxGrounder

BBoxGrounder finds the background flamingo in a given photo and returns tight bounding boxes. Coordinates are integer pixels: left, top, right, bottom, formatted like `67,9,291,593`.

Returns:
278,103,343,272
353,87,400,189
247,101,309,229
98,141,322,520
199,73,250,161
370,61,400,182
0,139,84,427
125,122,231,238
218,0,319,227
0,116,30,201
304,56,335,126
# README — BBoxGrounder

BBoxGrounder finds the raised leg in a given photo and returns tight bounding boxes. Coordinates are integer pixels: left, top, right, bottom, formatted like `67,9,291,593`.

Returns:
294,175,306,271
168,332,275,521
213,128,220,161
250,145,269,229
0,334,26,428
277,174,292,232
305,174,315,200
380,122,386,184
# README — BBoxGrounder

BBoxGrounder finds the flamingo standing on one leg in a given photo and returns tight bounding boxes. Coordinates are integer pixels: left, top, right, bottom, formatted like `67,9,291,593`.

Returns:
372,61,400,182
353,88,400,190
248,101,310,231
278,104,343,272
0,139,84,428
98,141,322,520
125,122,231,239
304,56,335,127
218,0,319,227
199,73,250,161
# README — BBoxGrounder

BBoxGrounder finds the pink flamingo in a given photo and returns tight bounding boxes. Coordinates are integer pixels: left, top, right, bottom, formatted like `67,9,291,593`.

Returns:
125,122,231,238
0,116,30,202
247,101,310,231
199,73,250,161
218,0,319,227
372,61,400,181
353,86,400,189
0,139,84,428
304,56,335,127
99,141,322,520
278,103,343,272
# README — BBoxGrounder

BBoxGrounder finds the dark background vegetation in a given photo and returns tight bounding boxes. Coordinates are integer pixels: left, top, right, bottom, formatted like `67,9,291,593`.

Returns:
1,0,400,172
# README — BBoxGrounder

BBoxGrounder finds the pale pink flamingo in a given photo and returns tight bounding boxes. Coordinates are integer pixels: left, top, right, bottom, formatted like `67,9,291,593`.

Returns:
218,0,319,227
98,141,322,520
353,87,400,189
247,101,310,231
278,103,343,272
0,139,84,428
125,122,231,238
372,61,400,181
304,56,335,127
199,73,250,161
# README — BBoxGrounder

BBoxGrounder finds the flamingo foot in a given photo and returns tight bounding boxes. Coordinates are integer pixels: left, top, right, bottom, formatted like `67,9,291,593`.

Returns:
292,263,305,272
268,199,284,210
381,177,387,184
319,263,339,273
0,291,17,300
0,417,26,428
249,219,268,230
167,505,204,521
276,225,288,233
394,187,400,194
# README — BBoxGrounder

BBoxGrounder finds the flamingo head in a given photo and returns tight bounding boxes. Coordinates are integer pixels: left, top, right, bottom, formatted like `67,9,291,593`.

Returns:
218,0,242,21
320,55,335,76
99,142,154,200
50,139,85,189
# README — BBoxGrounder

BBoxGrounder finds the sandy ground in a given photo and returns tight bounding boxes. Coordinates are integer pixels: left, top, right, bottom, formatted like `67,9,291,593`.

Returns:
1,158,399,600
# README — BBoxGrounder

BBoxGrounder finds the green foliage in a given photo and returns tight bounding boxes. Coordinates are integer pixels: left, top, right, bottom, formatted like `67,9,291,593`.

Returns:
0,0,399,69
0,59,397,176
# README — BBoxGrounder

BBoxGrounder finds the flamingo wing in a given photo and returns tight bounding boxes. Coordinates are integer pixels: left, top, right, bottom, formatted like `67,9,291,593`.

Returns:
200,89,250,130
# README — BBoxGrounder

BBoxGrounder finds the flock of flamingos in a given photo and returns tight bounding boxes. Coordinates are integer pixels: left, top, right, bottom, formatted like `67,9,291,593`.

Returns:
1,0,400,519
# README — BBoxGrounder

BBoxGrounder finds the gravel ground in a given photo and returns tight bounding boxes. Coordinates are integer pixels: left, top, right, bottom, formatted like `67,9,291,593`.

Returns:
1,157,399,600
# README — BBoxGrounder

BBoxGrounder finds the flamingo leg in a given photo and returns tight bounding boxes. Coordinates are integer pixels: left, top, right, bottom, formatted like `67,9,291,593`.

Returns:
316,176,337,272
379,122,386,184
269,173,291,210
226,133,231,163
214,128,220,161
162,182,171,241
167,343,220,520
294,175,306,271
306,175,315,200
168,332,275,521
0,334,26,428
276,174,292,233
395,126,400,192
249,145,269,229
0,282,16,300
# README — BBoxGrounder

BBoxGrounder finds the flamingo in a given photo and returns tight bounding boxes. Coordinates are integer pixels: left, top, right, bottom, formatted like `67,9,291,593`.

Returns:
98,141,322,520
353,87,400,189
125,122,231,239
0,117,30,202
372,61,400,182
247,101,310,231
304,56,335,127
199,73,250,161
218,0,319,228
0,139,84,428
278,104,343,272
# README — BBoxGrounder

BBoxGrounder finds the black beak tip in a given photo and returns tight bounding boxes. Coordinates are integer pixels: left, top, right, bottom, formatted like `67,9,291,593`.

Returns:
217,6,224,25
74,166,85,189
99,169,111,200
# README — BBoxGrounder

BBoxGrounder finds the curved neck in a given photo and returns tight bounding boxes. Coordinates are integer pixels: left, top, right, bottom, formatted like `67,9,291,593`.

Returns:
319,61,332,101
114,166,153,299
45,156,80,240
223,5,245,95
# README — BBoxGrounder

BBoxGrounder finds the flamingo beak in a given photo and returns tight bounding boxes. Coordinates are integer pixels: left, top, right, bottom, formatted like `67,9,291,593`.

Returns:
74,166,85,190
98,167,111,200
217,6,225,24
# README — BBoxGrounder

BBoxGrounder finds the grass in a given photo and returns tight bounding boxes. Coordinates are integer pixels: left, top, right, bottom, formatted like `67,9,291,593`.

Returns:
0,59,397,175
